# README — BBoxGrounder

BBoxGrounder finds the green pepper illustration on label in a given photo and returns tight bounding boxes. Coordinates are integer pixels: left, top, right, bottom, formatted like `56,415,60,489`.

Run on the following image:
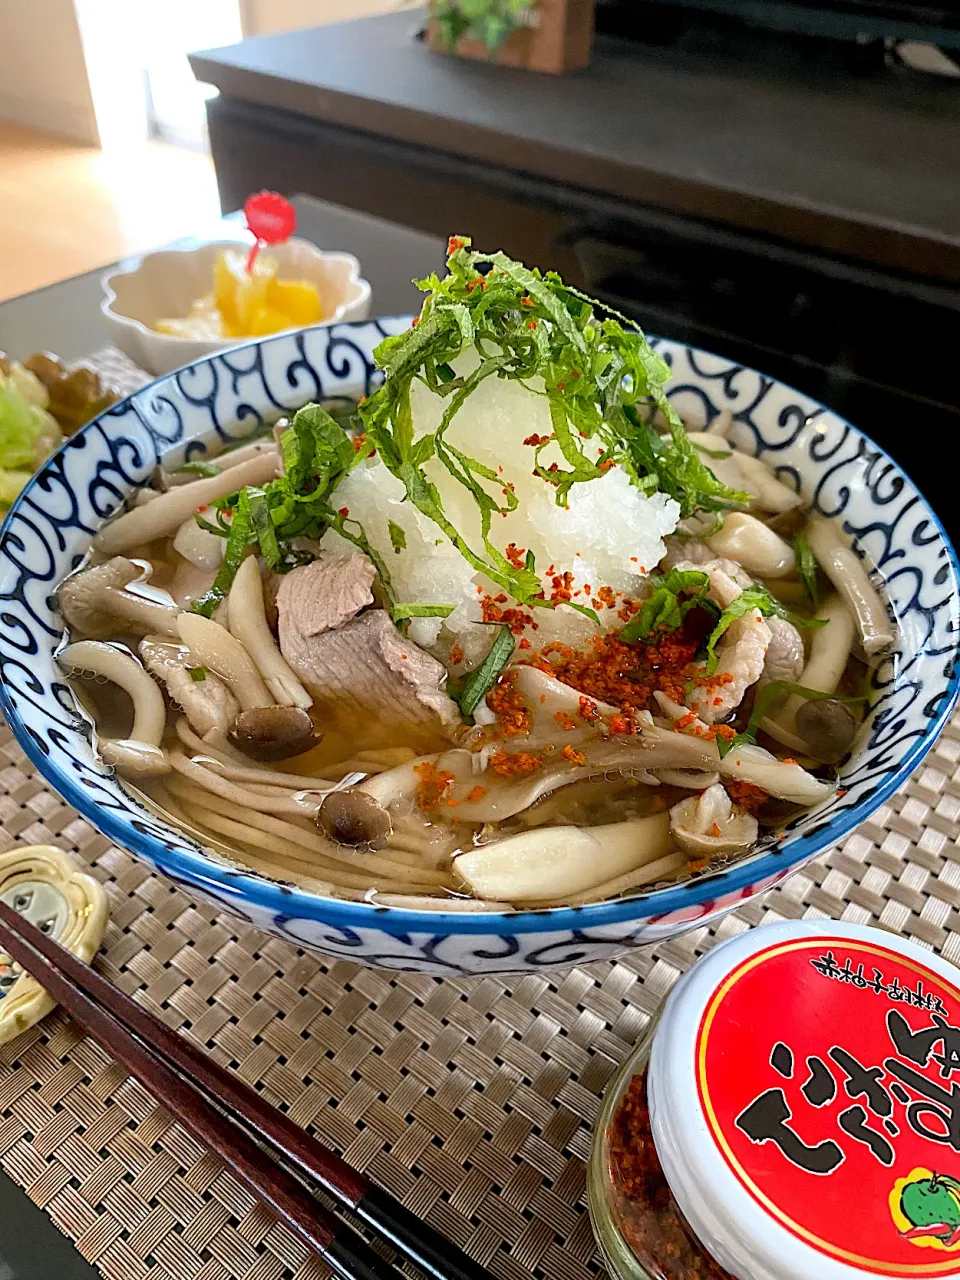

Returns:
891,1170,960,1250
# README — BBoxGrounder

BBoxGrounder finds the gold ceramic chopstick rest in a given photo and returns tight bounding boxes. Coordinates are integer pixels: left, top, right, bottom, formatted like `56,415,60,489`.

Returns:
0,844,108,1043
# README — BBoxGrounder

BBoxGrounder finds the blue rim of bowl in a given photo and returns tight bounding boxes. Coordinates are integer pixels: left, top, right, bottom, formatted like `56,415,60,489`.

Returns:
1,322,958,937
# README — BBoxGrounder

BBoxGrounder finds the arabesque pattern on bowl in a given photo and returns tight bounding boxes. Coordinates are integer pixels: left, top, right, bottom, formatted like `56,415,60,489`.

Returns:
0,322,955,973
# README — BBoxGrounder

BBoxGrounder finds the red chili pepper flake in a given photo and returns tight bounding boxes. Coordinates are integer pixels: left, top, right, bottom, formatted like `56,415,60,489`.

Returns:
197,505,208,513
485,669,532,737
465,785,488,802
411,316,419,327
449,643,465,666
489,748,542,777
520,295,534,307
554,710,576,731
352,432,368,453
725,779,769,812
523,433,552,447
526,320,538,330
518,637,532,650
447,235,467,254
561,744,586,765
338,507,349,517
609,1071,731,1279
466,276,486,292
413,761,456,810
579,695,600,722
400,653,408,660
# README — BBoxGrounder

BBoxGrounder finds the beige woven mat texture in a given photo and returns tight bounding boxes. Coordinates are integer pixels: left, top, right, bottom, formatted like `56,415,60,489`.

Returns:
0,350,958,1280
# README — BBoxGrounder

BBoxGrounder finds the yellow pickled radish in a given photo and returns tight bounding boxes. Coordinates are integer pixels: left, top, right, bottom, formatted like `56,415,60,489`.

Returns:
267,277,324,326
156,249,325,339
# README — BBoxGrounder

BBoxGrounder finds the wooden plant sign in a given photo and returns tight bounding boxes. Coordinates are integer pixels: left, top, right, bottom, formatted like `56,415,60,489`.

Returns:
427,0,594,74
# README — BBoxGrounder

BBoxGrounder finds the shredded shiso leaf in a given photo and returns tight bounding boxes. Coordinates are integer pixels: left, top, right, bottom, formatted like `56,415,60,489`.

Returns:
190,238,750,619
358,236,748,607
456,626,515,716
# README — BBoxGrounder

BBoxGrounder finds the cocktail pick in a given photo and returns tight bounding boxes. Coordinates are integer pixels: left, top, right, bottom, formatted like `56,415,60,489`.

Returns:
244,191,297,272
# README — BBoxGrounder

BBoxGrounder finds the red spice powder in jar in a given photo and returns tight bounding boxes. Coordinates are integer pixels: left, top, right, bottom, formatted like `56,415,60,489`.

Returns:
606,1071,731,1280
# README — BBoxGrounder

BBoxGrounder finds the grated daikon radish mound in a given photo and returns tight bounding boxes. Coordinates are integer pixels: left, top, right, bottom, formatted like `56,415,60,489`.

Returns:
323,351,680,666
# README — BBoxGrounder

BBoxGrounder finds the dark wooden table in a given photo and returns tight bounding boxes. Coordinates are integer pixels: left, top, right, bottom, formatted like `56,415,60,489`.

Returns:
190,9,960,284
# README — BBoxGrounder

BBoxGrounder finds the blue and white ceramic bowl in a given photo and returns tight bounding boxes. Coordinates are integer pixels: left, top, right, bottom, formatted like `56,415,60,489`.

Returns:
0,322,956,975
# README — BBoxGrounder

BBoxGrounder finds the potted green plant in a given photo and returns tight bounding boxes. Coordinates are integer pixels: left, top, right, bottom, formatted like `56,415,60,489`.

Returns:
427,0,593,73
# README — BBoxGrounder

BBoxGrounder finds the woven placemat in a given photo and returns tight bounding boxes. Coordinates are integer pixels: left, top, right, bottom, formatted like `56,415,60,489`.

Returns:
0,350,958,1280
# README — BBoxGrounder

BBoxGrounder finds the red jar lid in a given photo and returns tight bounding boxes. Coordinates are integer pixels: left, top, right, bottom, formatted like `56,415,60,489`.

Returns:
649,920,960,1280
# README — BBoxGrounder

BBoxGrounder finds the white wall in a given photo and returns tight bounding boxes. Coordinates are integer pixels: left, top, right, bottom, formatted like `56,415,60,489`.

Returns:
238,0,413,36
0,0,99,144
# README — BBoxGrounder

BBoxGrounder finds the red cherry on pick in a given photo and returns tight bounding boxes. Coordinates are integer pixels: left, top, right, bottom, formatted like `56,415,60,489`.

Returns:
244,191,296,271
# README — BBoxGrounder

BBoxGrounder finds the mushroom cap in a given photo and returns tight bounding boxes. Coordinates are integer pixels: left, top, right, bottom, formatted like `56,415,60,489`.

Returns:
59,558,139,638
795,698,859,764
227,705,319,762
669,785,758,857
317,788,393,850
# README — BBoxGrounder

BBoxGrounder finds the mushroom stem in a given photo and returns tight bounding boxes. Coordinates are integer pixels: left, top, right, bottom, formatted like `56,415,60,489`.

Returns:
806,517,895,658
58,640,170,777
227,556,312,709
103,586,182,637
93,453,279,556
176,612,272,710
454,812,675,902
706,513,794,578
762,594,856,748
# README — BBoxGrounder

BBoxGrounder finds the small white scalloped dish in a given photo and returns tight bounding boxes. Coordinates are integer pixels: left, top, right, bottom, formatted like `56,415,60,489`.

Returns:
102,238,371,375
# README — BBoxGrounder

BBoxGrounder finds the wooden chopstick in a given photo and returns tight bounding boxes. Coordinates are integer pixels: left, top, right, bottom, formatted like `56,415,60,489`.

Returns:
0,898,495,1280
0,899,397,1280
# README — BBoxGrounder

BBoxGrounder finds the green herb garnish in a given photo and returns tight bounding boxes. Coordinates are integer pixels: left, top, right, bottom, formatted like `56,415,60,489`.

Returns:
717,680,866,758
179,459,221,478
704,586,827,675
187,665,207,682
358,237,749,611
391,603,456,621
456,626,515,717
621,568,718,642
190,402,378,616
388,520,407,554
794,532,818,604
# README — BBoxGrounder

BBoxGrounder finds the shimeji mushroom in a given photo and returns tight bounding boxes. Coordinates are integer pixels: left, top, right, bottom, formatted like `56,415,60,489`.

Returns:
454,811,676,902
719,742,835,805
176,612,272,711
706,513,794,578
356,728,719,826
762,595,857,752
58,640,170,777
806,517,895,658
227,556,312,709
60,558,182,639
317,788,393,850
684,435,802,513
669,784,758,857
228,706,319,762
93,452,279,556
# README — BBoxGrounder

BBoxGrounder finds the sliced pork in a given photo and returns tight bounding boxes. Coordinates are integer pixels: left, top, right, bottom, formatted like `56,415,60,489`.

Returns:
278,606,459,745
276,552,376,639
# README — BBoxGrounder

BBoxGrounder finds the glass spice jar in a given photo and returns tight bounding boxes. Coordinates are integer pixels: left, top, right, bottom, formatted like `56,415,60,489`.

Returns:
588,1017,731,1280
587,919,960,1280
